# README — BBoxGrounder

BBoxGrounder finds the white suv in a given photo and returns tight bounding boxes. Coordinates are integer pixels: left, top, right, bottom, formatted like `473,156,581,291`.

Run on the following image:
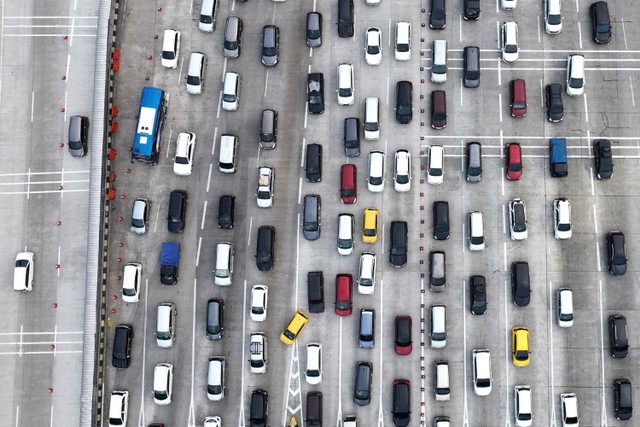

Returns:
153,363,174,405
173,132,196,175
337,64,355,105
501,22,519,63
108,390,129,427
121,262,141,303
561,393,579,426
472,349,492,396
367,150,385,192
250,285,268,322
514,385,533,426
554,198,572,239
394,149,412,192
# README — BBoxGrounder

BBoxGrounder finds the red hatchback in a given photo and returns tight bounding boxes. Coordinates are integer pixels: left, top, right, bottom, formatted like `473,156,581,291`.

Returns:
335,274,353,316
394,316,412,355
340,164,357,204
506,143,522,180
510,79,527,118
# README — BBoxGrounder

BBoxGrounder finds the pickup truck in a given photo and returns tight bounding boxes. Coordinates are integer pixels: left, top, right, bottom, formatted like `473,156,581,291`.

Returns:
256,166,274,208
308,73,325,114
549,138,568,177
160,242,179,285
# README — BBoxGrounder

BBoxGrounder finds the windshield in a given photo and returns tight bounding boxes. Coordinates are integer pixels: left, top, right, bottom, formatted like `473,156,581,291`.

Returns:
364,121,378,132
369,176,382,185
397,105,411,115
123,288,136,297
596,23,609,33
339,88,352,97
200,15,212,24
547,14,561,25
466,71,480,80
432,64,446,74
433,112,446,121
396,43,409,52
367,44,380,55
216,269,230,278
222,93,236,102
513,102,526,110
504,44,517,54
224,40,237,50
208,384,221,395
156,331,171,340
307,29,321,39
509,163,521,172
154,390,168,401
207,324,220,335
396,174,409,184
260,133,274,143
263,47,277,56
430,168,443,177
336,300,350,310
309,94,322,105
363,228,376,237
338,239,352,249
175,156,189,165
569,77,583,89
257,191,271,200
187,75,200,86
162,50,175,60
304,222,318,231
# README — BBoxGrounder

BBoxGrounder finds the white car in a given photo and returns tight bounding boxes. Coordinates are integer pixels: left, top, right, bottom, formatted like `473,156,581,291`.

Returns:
153,363,173,405
509,199,528,241
364,27,382,65
250,285,268,321
108,390,129,427
161,29,181,68
357,252,376,295
204,416,222,427
472,349,492,396
514,385,533,426
121,262,141,303
173,132,196,175
554,198,572,239
394,22,411,61
394,149,411,192
13,251,34,292
501,0,517,9
186,52,206,95
249,332,268,374
337,63,355,105
544,0,562,34
501,22,519,63
256,166,275,208
561,393,579,426
367,150,385,192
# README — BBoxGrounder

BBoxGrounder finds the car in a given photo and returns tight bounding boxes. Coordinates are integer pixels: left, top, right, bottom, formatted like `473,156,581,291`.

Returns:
613,378,633,421
256,167,275,208
344,118,361,157
173,131,196,175
468,211,485,251
510,79,527,118
357,252,376,295
13,251,34,292
161,29,180,68
394,22,411,61
337,63,355,105
261,25,279,66
511,327,530,367
433,416,451,427
463,0,480,20
108,390,129,427
153,363,173,405
433,201,450,240
204,416,222,427
256,226,276,272
389,221,408,267
545,83,564,122
590,1,611,44
395,81,413,124
463,46,481,88
544,0,562,34
249,389,268,426
259,109,278,150
337,0,354,37
112,324,133,368
280,310,310,345
341,164,357,204
206,298,224,341
429,0,446,29
206,357,225,401
511,261,530,307
466,141,482,182
554,198,572,239
307,73,325,114
307,271,325,313
343,416,357,427
223,16,243,58
501,22,519,63
392,379,411,427
610,314,629,358
121,262,141,303
353,362,373,406
131,198,150,234
561,393,579,427
430,90,447,129
338,214,355,256
167,190,188,233
506,143,522,180
594,139,613,179
557,288,574,328
186,52,206,95
394,150,411,192
394,316,412,355
217,195,235,229
472,349,492,396
501,0,517,9
249,332,268,374
362,208,379,243
514,385,533,427
335,274,353,316
302,194,321,241
429,251,446,292
607,231,627,275
367,150,385,192
566,54,585,96
305,143,323,183
470,275,487,315
250,285,268,322
68,115,89,157
305,343,323,384
364,27,382,65
509,199,528,240
358,309,375,349
306,12,322,47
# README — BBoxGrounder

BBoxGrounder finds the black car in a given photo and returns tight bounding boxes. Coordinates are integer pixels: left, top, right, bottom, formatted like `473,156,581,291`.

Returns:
609,314,629,358
511,262,531,307
256,226,276,272
307,271,325,313
614,378,633,420
249,389,268,427
392,379,411,427
353,361,373,406
206,298,224,341
167,190,188,233
594,139,613,180
337,0,354,37
308,73,325,114
306,12,322,47
463,0,480,20
344,118,361,157
394,316,412,355
395,81,413,124
590,1,611,44
429,0,446,29
433,201,450,240
305,143,323,182
607,231,627,275
217,195,235,229
112,324,133,368
470,275,487,315
545,83,564,122
429,251,446,292
389,221,408,267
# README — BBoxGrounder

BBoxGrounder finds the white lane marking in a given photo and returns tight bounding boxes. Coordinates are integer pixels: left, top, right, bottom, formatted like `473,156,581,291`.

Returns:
540,78,544,107
200,201,207,230
211,127,218,156
0,0,6,104
196,237,202,267
231,0,235,11
621,20,628,50
503,279,511,427
598,279,608,427
338,316,344,420
460,78,463,105
295,213,300,309
206,164,212,192
216,91,222,118
503,242,507,271
313,0,317,11
549,282,557,427
304,101,308,129
578,22,583,49
498,93,503,122
14,406,19,427
49,405,53,427
583,92,589,122
462,279,469,427
297,178,302,205
153,204,160,233
502,204,506,234
255,145,260,169
595,241,601,272
386,77,390,105
30,91,34,122
420,278,427,426
537,15,541,43
629,77,636,107
247,217,253,247
60,168,64,199
496,21,500,49
593,203,599,234
19,325,23,357
137,279,149,427
187,276,198,427
263,70,269,97
462,221,466,253
53,325,57,357
309,47,312,58
63,90,68,122
590,167,595,196
222,57,227,82
495,0,499,14
300,139,307,168
238,280,248,426
353,14,356,40
377,277,384,427
166,128,173,159
388,19,391,46
575,0,579,12
458,14,462,43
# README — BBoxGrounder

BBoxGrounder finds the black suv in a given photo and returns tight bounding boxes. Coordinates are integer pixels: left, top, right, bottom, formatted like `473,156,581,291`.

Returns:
249,389,268,427
607,231,627,275
590,1,611,44
307,73,325,114
609,314,629,359
337,0,354,37
353,362,373,406
112,324,133,368
217,195,235,229
307,271,325,313
614,378,633,420
470,275,487,315
389,221,408,267
594,139,613,180
545,83,564,122
256,226,276,272
433,201,450,240
395,81,413,124
463,0,480,20
511,262,531,307
305,143,323,182
392,379,411,427
206,298,224,341
429,0,446,29
167,190,188,233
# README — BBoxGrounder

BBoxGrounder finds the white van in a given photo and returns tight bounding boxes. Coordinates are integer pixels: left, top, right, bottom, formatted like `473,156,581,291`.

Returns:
305,343,323,385
566,54,585,96
501,22,519,63
214,242,234,286
358,252,376,295
395,22,411,61
427,145,444,185
156,303,176,348
434,360,450,401
363,97,380,140
337,63,355,105
222,72,241,110
468,211,485,251
367,150,385,192
121,262,141,303
430,305,446,348
219,134,237,173
14,252,34,292
337,213,354,256
199,0,219,32
186,52,206,95
473,349,492,396
557,288,574,327
431,40,447,83
207,357,225,401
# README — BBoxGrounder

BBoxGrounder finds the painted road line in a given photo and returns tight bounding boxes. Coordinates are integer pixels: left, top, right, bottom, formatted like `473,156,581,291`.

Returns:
200,201,207,230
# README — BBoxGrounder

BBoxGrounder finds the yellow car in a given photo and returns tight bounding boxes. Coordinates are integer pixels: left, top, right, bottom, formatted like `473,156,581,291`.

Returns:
362,208,379,243
280,310,310,345
511,327,530,367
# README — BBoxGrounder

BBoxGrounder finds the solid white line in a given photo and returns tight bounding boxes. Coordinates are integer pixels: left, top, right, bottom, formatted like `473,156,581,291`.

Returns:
303,102,308,129
30,91,34,122
263,71,269,97
503,280,510,422
498,93,503,122
137,279,149,427
53,325,57,357
201,201,207,230
548,283,556,426
247,217,253,246
0,350,83,355
540,79,544,107
153,207,160,233
222,58,227,82
459,14,462,43
211,127,218,155
593,203,599,234
63,90,67,122
0,178,90,187
503,243,507,271
4,15,98,19
462,221,466,253
188,276,198,427
578,22,583,49
496,21,500,50
2,34,97,37
419,135,640,141
196,237,202,267
14,406,18,427
462,279,469,427
629,77,636,107
69,18,75,46
388,20,391,46
595,241,601,271
255,145,260,169
300,139,306,168
495,0,499,14
0,331,82,336
239,280,248,424
206,164,212,192
583,93,589,122
502,204,506,234
297,178,302,205
313,0,317,12
377,277,384,426
309,47,312,58
598,279,608,426
420,278,426,426
57,246,61,276
621,20,628,50
0,340,83,346
353,14,356,40
590,167,596,195
166,128,173,159
295,213,301,310
460,78,463,105
216,91,222,119
0,169,88,177
49,405,53,427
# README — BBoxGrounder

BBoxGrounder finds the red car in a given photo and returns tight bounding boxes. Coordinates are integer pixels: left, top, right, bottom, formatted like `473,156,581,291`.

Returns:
335,274,353,316
394,316,412,355
510,79,527,118
340,164,357,204
506,143,522,180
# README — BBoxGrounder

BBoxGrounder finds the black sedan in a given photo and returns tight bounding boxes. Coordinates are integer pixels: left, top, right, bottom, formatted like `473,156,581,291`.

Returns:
470,275,487,315
594,139,613,179
607,231,627,275
545,83,564,122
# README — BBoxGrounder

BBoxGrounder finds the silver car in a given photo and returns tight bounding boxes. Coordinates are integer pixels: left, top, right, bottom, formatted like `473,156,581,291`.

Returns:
130,198,150,234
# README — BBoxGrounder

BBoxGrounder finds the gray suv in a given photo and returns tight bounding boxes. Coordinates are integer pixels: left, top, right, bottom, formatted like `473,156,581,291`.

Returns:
261,25,279,66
